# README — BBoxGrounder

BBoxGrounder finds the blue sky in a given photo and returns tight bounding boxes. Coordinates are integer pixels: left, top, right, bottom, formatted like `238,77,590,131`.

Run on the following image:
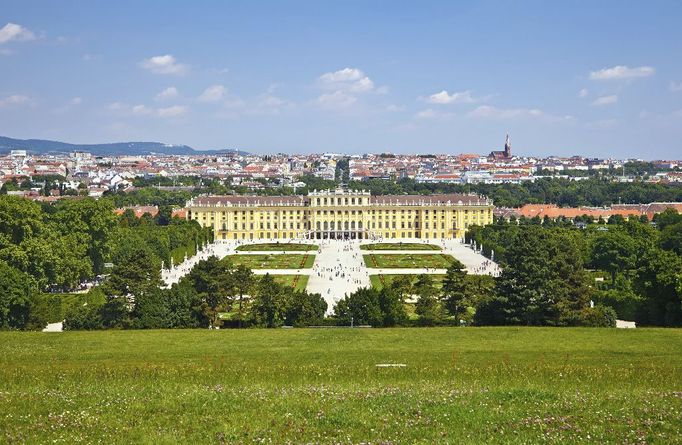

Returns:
1,0,681,158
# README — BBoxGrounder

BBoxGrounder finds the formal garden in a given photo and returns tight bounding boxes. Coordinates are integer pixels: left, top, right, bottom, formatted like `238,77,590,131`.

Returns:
236,242,319,252
225,253,315,269
364,253,457,269
360,242,442,251
270,274,310,292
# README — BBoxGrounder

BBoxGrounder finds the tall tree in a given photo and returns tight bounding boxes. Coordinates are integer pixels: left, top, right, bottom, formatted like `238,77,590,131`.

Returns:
250,274,286,328
185,256,234,328
231,265,254,328
441,264,469,319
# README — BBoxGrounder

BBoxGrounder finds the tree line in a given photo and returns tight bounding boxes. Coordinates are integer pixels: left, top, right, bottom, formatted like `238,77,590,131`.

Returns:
63,255,327,330
0,196,210,330
466,209,682,326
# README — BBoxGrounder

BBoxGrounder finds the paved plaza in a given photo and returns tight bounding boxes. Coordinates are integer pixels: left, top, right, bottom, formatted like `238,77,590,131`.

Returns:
162,238,500,313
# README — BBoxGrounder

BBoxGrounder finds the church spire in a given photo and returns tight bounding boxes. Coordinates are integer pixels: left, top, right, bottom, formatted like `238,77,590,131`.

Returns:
504,133,511,157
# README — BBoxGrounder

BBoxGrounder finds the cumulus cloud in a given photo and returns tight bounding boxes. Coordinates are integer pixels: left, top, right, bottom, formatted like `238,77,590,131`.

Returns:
670,81,682,92
53,97,83,114
426,90,476,104
198,85,226,102
157,105,188,118
385,104,405,112
108,102,188,118
0,94,30,107
589,65,654,80
467,105,572,122
155,87,178,101
316,90,357,109
414,109,441,119
318,67,375,93
591,95,618,106
139,54,189,75
579,88,589,98
468,105,544,119
0,23,36,44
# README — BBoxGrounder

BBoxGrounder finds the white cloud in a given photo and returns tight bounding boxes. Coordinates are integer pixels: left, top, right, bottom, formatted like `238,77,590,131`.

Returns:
468,105,543,119
316,90,357,109
132,104,153,116
414,108,454,120
414,109,439,119
586,118,619,129
426,90,476,104
0,94,30,107
591,95,618,106
589,65,655,80
0,23,36,44
108,102,188,118
385,104,405,112
320,67,364,83
53,97,83,114
198,85,226,102
157,105,188,118
318,67,375,93
670,81,682,92
139,54,189,75
579,88,589,98
155,87,178,101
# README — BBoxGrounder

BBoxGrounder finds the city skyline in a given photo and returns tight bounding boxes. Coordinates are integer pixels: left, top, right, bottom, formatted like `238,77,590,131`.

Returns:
2,1,682,157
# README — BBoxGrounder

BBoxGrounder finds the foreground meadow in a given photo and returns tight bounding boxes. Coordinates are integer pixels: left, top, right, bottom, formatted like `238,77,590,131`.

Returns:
1,328,681,444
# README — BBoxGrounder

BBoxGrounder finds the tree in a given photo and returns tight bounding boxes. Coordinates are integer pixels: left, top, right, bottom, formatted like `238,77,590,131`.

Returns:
285,291,327,327
0,261,38,330
633,248,682,326
441,264,469,319
250,274,287,327
378,287,407,327
660,222,682,255
185,256,234,328
476,227,592,326
104,246,161,299
415,275,443,326
334,288,383,327
589,231,638,284
231,265,254,328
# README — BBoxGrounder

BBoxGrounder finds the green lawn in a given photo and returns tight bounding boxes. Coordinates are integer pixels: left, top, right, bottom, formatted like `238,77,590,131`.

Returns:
270,274,310,292
364,253,457,269
225,253,315,269
360,242,442,251
0,328,680,443
370,274,447,291
236,243,319,252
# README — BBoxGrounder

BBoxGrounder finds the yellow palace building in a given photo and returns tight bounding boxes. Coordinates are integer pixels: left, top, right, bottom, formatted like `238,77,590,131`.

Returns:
186,188,494,241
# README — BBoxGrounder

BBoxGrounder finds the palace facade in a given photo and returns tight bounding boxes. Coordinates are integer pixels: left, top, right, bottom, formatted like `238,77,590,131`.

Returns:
186,189,494,240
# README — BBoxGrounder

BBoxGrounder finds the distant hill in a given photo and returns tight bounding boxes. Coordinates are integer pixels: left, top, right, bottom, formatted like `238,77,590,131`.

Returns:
0,136,245,156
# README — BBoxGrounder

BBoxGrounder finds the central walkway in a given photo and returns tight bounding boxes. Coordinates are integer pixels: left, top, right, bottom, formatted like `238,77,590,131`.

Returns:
306,240,371,312
161,238,500,314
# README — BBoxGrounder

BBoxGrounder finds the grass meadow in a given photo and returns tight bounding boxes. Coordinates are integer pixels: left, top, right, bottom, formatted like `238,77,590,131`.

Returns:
1,328,680,444
270,274,310,292
236,243,319,252
360,243,442,251
364,253,456,269
225,253,315,269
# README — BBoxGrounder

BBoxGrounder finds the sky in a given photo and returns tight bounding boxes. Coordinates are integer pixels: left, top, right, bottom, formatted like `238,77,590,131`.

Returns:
1,0,681,158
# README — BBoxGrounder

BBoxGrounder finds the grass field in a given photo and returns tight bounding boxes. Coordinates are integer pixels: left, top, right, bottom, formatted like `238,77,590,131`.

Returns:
225,253,315,269
360,243,442,251
369,273,447,290
236,243,319,252
364,253,457,269
270,274,310,292
1,328,680,443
